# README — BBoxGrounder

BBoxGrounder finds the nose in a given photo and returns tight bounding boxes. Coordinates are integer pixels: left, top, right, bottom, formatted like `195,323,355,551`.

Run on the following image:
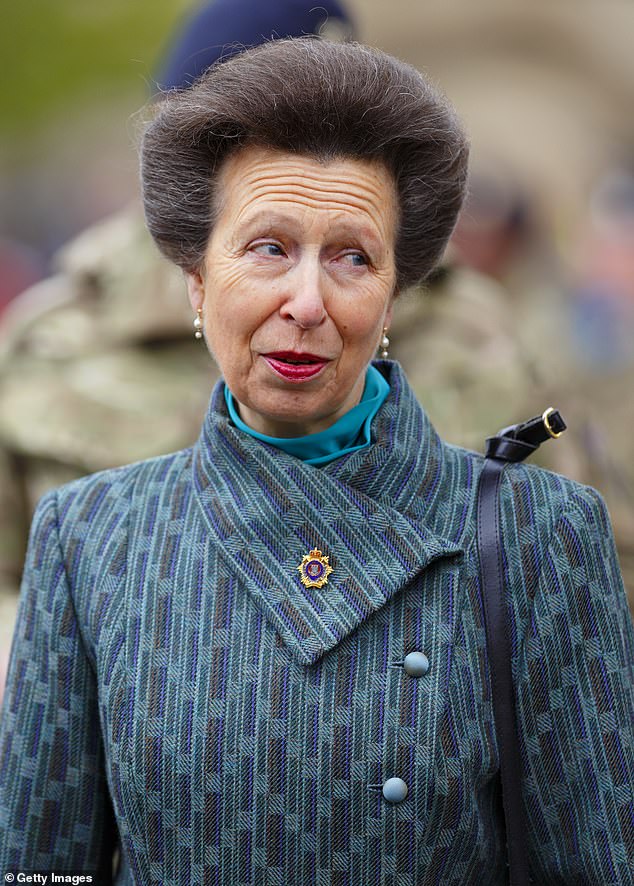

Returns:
279,258,327,329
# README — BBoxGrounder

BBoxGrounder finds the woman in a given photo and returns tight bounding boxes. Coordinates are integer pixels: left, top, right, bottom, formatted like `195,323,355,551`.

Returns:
1,39,632,885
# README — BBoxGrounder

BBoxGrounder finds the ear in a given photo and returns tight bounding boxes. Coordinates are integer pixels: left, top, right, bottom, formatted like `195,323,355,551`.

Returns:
184,269,205,313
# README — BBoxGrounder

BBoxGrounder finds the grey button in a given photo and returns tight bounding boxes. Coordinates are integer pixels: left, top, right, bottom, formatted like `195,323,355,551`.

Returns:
382,777,408,803
403,651,429,677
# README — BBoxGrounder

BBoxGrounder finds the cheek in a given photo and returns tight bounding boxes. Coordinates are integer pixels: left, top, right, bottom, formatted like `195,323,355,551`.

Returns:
336,287,392,342
203,264,268,336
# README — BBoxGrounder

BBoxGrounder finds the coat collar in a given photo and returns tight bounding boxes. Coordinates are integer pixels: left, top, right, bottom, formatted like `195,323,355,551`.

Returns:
192,361,463,666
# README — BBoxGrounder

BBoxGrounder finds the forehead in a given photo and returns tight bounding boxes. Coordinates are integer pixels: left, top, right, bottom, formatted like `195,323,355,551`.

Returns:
213,145,398,233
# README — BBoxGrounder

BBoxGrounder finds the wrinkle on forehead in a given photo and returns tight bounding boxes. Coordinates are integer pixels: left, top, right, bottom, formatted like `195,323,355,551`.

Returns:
214,146,398,241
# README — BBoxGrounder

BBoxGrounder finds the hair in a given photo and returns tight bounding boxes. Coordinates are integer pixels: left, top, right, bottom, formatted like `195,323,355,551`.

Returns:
141,38,469,290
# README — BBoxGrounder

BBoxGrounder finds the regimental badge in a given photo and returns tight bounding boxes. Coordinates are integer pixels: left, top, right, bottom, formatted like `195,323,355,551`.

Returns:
297,548,333,588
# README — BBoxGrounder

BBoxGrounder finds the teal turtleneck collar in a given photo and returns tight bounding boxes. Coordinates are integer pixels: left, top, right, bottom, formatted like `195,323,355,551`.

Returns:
224,364,390,466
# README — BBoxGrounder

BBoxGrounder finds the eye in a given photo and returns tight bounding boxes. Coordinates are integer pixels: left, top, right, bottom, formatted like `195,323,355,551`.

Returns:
251,241,285,257
341,251,369,267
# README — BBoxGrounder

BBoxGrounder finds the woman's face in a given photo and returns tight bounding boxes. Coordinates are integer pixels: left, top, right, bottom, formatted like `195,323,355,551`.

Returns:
186,146,398,437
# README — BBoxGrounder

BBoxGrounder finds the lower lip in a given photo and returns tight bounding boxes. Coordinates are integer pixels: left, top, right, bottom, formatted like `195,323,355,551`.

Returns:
263,356,328,381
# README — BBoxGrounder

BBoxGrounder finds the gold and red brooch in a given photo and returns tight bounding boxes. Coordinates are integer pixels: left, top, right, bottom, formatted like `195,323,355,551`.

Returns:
297,548,333,588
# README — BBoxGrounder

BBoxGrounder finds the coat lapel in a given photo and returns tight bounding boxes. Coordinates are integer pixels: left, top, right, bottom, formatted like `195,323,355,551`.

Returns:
192,363,463,667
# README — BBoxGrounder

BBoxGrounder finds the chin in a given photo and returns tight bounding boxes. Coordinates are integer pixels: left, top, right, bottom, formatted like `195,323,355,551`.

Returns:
249,395,340,436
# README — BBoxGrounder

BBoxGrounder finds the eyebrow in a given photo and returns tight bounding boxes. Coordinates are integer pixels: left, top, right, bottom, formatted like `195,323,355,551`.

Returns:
235,210,388,253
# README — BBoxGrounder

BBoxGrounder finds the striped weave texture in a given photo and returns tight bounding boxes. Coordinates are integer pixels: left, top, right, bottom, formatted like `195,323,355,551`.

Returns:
1,361,633,885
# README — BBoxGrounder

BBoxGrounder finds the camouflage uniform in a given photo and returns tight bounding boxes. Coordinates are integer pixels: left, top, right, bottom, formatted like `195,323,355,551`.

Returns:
0,209,219,661
390,267,540,453
393,265,634,599
550,365,634,595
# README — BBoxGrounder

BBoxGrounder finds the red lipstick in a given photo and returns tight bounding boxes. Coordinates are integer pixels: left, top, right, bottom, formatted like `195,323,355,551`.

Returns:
262,351,329,382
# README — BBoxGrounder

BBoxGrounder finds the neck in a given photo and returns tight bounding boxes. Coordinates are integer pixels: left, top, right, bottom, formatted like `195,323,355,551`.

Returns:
223,364,390,466
233,374,367,438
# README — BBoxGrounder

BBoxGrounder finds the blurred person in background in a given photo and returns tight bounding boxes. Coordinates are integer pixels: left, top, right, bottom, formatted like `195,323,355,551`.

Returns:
450,168,536,284
449,160,634,603
449,162,567,378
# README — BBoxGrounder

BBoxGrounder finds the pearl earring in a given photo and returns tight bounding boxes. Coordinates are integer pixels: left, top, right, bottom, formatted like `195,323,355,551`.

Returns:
379,327,390,359
193,308,203,340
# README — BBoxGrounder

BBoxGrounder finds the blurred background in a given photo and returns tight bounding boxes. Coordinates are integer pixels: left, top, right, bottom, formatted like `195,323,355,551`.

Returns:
0,0,191,302
3,1,634,299
1,0,634,695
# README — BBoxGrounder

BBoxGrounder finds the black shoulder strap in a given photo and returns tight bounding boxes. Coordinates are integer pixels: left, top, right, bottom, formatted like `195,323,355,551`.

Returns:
476,408,566,886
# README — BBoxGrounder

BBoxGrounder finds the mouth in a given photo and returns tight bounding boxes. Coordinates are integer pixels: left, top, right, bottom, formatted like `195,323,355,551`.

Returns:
262,351,330,382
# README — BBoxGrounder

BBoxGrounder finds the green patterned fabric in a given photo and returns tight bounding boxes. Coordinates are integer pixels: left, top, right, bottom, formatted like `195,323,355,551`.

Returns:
1,361,633,884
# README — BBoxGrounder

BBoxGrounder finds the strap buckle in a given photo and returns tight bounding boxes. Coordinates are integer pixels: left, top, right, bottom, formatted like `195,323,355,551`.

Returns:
542,407,564,439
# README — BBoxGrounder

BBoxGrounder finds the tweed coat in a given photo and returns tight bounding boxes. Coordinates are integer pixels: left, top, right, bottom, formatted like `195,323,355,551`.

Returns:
1,362,633,885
